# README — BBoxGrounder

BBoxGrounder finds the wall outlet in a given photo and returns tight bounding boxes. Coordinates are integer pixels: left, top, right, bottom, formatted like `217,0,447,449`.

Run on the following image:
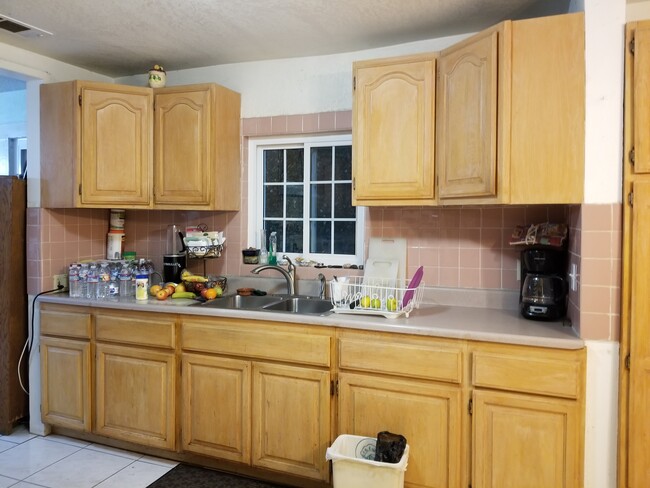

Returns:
53,274,68,291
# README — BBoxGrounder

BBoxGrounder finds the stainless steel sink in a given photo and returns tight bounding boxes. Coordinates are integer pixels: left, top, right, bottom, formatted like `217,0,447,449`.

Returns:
262,296,333,315
201,294,283,310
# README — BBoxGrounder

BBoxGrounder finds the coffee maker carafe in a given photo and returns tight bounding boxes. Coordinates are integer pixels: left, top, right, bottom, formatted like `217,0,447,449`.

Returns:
520,248,568,321
163,224,186,283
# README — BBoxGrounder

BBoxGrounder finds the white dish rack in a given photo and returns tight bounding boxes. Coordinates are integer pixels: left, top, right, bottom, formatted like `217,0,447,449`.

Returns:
330,276,424,319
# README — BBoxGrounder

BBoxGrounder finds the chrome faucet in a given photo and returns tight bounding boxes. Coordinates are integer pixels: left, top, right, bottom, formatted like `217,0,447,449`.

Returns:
318,273,326,299
251,254,296,295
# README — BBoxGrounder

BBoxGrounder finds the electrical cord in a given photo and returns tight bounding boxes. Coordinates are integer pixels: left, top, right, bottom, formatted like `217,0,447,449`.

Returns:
17,284,65,395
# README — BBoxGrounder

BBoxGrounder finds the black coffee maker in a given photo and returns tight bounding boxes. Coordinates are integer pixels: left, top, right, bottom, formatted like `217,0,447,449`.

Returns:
519,248,568,321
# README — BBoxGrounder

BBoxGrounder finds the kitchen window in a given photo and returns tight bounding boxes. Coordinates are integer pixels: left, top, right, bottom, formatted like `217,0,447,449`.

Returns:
247,134,364,265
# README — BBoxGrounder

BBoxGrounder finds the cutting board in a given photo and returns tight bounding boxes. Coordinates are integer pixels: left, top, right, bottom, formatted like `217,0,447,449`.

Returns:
368,238,407,281
363,258,399,285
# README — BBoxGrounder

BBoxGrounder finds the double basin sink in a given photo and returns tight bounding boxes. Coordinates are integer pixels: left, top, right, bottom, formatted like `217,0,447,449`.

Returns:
199,294,333,316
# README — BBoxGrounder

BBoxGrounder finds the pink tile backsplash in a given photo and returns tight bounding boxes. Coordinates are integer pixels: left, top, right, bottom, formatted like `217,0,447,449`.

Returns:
31,110,621,342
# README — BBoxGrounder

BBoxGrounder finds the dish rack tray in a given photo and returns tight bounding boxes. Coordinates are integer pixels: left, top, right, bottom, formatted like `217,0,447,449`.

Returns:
330,276,424,319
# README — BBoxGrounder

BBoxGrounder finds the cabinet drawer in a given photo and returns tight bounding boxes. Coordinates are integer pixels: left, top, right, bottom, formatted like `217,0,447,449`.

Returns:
338,332,463,384
95,313,176,349
41,305,91,339
182,319,331,367
471,345,585,399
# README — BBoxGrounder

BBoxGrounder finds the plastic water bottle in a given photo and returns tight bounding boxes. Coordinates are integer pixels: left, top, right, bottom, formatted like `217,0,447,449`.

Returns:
78,263,89,299
87,264,98,299
97,262,110,299
68,263,81,298
119,262,132,297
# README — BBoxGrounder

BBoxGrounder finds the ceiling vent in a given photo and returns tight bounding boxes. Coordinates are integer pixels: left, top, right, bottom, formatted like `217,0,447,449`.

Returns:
0,14,52,38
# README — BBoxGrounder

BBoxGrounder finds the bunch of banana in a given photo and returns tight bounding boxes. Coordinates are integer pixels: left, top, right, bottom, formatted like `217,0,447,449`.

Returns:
180,269,208,283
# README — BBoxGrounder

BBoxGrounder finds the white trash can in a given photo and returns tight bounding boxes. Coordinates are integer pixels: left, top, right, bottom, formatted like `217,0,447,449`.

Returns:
325,435,409,488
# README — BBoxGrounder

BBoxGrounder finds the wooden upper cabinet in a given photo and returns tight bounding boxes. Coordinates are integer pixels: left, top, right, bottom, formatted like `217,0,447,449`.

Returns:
41,81,153,208
437,29,498,199
631,24,650,174
40,81,241,210
436,12,585,204
154,84,241,210
352,53,436,206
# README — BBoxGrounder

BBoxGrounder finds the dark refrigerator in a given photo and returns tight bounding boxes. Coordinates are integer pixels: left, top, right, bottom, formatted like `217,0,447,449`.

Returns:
0,175,27,434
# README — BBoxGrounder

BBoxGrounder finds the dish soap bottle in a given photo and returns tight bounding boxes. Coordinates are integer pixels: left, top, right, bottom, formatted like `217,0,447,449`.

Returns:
259,229,268,264
268,231,277,265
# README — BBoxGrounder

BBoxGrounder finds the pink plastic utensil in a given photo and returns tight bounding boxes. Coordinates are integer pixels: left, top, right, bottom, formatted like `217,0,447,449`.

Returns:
402,266,424,308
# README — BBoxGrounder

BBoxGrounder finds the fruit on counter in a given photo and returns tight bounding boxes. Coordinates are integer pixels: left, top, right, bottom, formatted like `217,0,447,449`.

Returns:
194,282,206,293
164,284,176,296
214,285,223,297
150,284,163,296
175,283,186,293
203,288,217,300
171,291,196,299
360,295,371,308
155,289,169,300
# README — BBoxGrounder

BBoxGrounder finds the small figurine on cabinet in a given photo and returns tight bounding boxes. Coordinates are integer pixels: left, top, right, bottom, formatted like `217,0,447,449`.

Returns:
148,64,166,88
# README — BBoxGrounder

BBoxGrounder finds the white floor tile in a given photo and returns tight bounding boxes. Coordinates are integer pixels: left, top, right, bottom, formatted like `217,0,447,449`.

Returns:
138,455,178,468
42,436,90,449
24,448,134,488
8,483,48,488
0,437,80,480
84,443,142,461
0,474,20,488
0,441,15,454
0,426,36,445
94,460,173,488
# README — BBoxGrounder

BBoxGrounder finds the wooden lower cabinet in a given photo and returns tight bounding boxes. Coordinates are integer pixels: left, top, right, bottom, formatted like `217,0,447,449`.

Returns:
472,390,582,488
338,372,462,488
181,353,251,462
95,343,175,450
252,362,331,481
40,337,92,431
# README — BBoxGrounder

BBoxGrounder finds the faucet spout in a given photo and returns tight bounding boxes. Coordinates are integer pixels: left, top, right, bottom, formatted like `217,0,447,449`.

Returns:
251,256,296,295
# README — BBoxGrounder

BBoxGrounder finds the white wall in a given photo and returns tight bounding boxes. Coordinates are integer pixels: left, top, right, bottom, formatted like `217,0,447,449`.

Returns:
116,35,468,118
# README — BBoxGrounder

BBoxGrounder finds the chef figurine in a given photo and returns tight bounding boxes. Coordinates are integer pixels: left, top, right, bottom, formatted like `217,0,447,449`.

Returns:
148,64,166,88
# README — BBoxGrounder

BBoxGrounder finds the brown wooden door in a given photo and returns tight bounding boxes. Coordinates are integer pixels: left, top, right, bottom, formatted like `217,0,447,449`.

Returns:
472,390,581,488
95,343,175,450
353,54,436,205
437,29,498,200
181,353,251,463
154,87,212,207
80,86,152,206
40,336,91,432
251,362,330,481
338,372,462,488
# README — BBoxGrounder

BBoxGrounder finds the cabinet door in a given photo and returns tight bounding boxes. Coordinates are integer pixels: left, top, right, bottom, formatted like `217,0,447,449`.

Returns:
81,87,152,206
632,25,650,174
353,55,436,205
40,337,91,431
154,88,212,206
473,390,581,488
252,362,330,481
437,30,498,200
627,180,650,486
95,343,175,450
338,373,462,488
181,353,251,463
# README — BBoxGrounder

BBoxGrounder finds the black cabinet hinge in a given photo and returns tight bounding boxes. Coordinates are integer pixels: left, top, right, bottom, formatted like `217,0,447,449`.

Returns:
78,94,82,106
625,354,631,370
78,183,82,196
468,398,473,415
353,76,356,91
630,147,635,166
628,191,634,207
630,37,636,55
330,379,339,396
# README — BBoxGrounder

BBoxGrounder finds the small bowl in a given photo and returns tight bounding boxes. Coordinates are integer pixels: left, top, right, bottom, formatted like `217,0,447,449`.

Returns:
237,287,255,296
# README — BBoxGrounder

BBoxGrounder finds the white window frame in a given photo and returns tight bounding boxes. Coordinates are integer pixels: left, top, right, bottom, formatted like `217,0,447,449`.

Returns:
247,133,365,266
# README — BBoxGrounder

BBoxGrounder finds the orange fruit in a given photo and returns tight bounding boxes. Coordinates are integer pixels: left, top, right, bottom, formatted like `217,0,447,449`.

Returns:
204,288,217,300
156,289,169,300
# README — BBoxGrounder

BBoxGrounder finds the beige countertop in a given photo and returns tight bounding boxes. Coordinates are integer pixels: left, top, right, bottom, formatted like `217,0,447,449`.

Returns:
38,292,583,350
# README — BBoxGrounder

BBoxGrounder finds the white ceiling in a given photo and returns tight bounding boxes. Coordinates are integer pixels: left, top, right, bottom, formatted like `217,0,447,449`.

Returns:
0,0,571,79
